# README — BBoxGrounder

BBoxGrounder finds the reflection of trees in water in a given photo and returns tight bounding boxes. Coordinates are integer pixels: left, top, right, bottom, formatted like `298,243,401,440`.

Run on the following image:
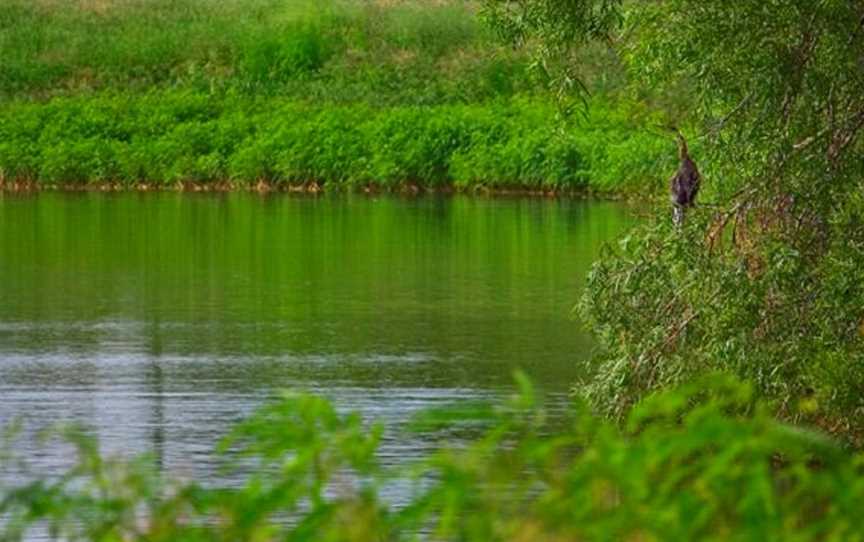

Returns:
145,319,165,473
0,195,634,450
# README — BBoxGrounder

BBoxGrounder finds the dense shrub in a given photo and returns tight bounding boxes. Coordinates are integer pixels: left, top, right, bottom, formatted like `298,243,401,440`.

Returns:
0,92,668,191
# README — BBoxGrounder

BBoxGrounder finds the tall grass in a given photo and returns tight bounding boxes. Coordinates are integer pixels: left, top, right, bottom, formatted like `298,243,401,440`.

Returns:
0,0,533,103
0,0,665,191
0,91,671,190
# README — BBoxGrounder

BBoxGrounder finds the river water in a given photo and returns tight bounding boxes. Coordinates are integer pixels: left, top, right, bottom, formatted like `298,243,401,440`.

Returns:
0,192,630,490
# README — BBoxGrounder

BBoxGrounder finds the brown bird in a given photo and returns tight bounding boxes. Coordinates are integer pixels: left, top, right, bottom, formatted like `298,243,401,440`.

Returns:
669,129,700,226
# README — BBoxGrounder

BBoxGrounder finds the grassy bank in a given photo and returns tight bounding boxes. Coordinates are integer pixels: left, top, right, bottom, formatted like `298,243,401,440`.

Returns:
0,0,534,103
3,375,863,540
0,91,670,192
0,0,665,192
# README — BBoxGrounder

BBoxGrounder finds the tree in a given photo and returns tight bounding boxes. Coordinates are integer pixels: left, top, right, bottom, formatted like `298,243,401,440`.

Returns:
482,0,864,438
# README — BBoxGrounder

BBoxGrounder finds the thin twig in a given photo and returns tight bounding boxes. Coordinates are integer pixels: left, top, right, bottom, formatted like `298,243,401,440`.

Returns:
708,93,754,137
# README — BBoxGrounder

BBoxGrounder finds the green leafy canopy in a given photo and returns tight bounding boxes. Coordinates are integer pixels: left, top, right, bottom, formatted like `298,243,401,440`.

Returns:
482,0,864,438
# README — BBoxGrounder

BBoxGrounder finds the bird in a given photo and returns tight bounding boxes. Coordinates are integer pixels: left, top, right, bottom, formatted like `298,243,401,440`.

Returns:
668,128,700,226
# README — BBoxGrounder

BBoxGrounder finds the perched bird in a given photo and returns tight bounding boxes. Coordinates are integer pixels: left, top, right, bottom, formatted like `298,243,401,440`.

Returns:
669,129,700,226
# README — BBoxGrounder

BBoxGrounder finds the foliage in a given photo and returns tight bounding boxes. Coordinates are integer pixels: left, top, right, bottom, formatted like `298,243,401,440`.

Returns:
0,0,536,105
482,0,864,437
0,92,667,191
0,0,666,192
2,375,864,541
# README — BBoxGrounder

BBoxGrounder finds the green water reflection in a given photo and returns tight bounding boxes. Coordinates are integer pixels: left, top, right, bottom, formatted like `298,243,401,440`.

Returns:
0,193,631,478
0,193,632,391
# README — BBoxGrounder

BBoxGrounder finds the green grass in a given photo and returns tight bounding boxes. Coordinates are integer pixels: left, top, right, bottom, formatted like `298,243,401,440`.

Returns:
0,0,667,191
0,0,533,104
0,90,671,191
0,0,669,191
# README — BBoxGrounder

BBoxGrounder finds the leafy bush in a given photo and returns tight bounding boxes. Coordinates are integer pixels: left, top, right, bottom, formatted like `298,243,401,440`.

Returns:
579,202,864,435
2,375,864,541
0,92,668,191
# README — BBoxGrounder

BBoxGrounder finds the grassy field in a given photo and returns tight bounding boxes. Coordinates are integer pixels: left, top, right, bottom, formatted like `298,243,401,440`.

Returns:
0,0,531,103
0,0,667,191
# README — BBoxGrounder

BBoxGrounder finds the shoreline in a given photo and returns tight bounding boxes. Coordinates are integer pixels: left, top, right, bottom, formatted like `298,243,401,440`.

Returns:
0,179,626,200
1,93,667,199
